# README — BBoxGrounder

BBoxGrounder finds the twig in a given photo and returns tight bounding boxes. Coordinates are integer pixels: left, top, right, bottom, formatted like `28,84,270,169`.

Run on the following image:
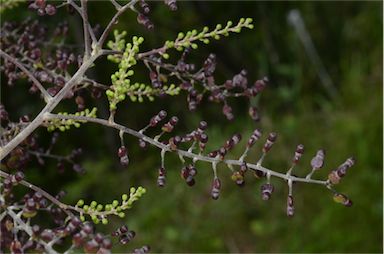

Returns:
44,113,328,186
97,0,139,47
0,50,52,102
6,208,58,254
67,0,96,44
81,0,91,59
0,53,101,161
110,0,121,10
0,171,71,213
137,21,250,59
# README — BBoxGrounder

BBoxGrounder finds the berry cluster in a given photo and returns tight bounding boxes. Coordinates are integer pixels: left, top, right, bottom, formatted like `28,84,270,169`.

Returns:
135,0,177,30
28,0,57,16
0,0,357,252
230,162,248,186
180,164,198,186
134,109,355,218
1,105,86,176
112,225,136,245
1,180,118,254
104,18,261,122
2,171,25,195
0,18,99,109
73,223,113,254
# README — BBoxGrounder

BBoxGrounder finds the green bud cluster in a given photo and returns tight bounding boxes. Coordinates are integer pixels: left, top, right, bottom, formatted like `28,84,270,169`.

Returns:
46,108,97,132
75,186,146,224
106,34,145,111
123,82,181,103
163,84,181,96
107,30,128,63
164,18,254,52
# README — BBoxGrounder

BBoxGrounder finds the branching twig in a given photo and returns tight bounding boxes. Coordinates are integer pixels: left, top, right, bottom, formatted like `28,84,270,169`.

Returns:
67,0,96,44
81,0,91,59
43,113,328,186
0,53,100,161
0,171,71,213
0,50,52,102
98,0,139,48
6,208,58,254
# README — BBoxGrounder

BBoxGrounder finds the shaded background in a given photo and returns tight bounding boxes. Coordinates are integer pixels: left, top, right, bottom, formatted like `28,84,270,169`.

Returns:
1,1,383,253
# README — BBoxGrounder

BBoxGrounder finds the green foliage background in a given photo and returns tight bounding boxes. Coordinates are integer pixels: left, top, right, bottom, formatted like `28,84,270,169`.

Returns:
1,1,382,253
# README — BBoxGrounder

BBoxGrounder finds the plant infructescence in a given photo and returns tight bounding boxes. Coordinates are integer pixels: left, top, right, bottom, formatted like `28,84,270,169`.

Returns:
0,1,355,253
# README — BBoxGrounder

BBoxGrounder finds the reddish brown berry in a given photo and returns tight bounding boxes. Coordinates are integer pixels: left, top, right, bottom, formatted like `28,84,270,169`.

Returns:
157,167,166,187
263,132,277,153
293,144,304,164
286,195,294,217
261,183,274,200
211,177,221,200
248,106,260,121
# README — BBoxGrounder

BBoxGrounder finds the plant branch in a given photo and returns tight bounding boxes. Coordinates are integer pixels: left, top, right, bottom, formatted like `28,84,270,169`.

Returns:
0,170,138,219
137,20,251,59
97,0,139,48
80,0,91,59
6,208,59,254
44,113,329,186
67,0,96,44
0,50,51,102
0,53,101,161
0,170,71,213
110,0,122,10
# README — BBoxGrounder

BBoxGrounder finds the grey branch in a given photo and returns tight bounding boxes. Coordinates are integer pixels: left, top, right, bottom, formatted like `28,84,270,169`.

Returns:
44,113,329,186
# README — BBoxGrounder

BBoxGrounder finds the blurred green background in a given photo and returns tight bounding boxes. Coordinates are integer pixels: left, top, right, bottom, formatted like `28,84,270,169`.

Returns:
1,1,382,253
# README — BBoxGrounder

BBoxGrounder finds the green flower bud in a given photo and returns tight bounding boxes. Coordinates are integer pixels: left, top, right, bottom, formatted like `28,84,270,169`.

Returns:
162,53,169,59
112,200,119,207
177,32,184,39
76,199,84,207
106,90,114,98
130,95,137,102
